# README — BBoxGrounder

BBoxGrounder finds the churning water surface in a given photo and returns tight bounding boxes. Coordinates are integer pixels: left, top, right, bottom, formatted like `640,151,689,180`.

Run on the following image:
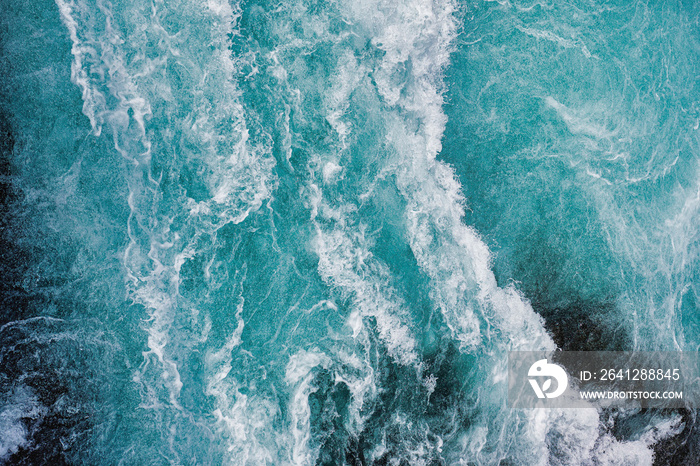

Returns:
1,0,699,464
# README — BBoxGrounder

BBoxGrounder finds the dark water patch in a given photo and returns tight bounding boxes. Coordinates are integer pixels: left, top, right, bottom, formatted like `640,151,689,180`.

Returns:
532,298,632,352
312,338,479,465
310,369,353,466
650,410,700,466
343,436,367,466
1,319,122,465
0,108,35,327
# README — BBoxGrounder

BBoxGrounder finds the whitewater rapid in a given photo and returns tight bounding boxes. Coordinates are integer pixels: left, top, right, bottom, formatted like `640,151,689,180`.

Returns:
1,0,699,464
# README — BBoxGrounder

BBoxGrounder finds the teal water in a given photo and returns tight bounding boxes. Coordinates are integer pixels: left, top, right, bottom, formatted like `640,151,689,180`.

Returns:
0,0,698,464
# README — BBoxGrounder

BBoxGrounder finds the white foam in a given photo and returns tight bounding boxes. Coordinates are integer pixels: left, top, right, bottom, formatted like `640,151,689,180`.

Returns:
316,0,673,464
56,0,276,460
285,350,333,465
0,386,46,461
56,0,108,136
545,96,616,139
204,298,279,465
310,211,419,366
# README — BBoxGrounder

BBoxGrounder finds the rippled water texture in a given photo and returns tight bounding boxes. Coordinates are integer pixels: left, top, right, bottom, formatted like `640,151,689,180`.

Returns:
1,0,699,464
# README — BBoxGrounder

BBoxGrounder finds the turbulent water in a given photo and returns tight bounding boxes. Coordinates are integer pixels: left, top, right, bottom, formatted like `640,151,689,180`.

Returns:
1,0,699,464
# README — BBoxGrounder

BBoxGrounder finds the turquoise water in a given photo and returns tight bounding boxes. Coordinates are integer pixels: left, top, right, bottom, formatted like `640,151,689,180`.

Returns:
0,0,699,464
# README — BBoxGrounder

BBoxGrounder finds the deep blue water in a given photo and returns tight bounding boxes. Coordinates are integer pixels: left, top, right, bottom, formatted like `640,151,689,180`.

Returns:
1,0,699,464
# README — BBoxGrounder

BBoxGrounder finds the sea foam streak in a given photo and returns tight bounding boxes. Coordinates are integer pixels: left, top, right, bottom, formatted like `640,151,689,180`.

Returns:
56,0,276,461
280,0,669,463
